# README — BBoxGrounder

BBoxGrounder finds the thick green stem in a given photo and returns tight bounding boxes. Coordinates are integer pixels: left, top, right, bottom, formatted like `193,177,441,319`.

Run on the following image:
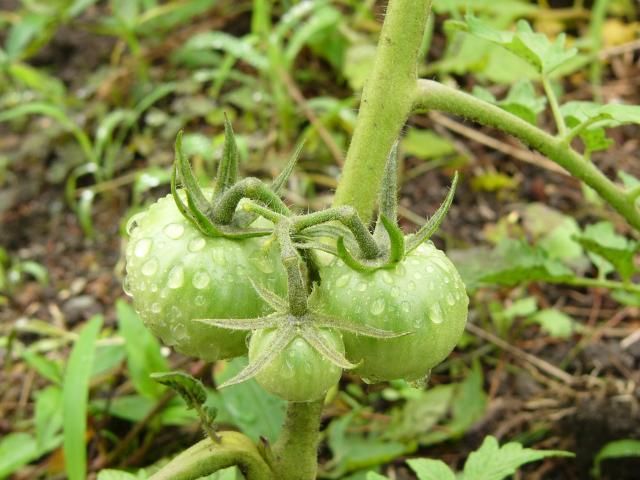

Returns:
333,0,432,220
149,432,272,480
272,400,324,480
413,79,640,232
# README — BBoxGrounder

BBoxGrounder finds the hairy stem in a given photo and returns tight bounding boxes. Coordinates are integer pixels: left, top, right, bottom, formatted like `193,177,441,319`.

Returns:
272,400,324,480
413,79,640,231
333,0,432,221
541,75,567,137
148,432,272,480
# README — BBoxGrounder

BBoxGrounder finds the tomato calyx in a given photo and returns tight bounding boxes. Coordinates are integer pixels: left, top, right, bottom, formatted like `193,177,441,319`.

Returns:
171,116,296,240
334,145,460,273
195,218,408,390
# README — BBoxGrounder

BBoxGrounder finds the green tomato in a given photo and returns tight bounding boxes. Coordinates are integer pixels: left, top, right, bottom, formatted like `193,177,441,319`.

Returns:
249,328,343,402
124,192,287,361
313,242,468,382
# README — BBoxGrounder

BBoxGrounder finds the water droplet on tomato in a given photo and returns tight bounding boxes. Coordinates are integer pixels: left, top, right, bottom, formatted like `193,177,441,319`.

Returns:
408,372,430,389
195,295,205,306
193,270,210,289
336,274,349,287
429,304,444,324
142,258,158,276
391,286,400,297
356,282,367,292
134,238,151,257
408,281,416,291
381,271,393,284
401,301,410,313
188,237,206,252
164,223,185,239
446,294,455,306
151,303,161,313
168,265,185,289
426,265,434,273
370,298,385,316
413,271,422,280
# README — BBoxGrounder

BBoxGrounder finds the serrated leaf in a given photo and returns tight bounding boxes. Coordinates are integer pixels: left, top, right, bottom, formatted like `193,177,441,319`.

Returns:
150,371,207,409
474,81,546,125
461,436,573,480
407,459,456,480
401,129,456,160
561,101,640,129
456,16,577,75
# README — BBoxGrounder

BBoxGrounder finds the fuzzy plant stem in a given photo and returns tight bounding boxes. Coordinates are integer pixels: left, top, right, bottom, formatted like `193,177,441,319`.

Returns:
333,0,432,222
412,79,640,232
148,432,272,480
271,400,324,480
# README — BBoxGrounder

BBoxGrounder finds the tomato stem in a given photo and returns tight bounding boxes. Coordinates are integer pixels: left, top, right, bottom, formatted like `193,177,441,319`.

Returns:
333,0,432,221
412,79,640,231
271,400,324,480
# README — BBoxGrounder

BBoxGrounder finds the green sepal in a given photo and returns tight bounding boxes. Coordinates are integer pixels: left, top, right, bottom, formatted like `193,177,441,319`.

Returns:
374,142,399,241
271,140,304,194
213,114,240,197
336,236,380,273
175,131,211,214
405,172,459,254
195,314,286,331
299,324,357,369
379,214,405,265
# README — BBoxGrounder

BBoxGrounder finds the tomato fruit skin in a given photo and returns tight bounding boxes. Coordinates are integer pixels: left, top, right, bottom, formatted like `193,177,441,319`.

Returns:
124,192,287,361
248,328,343,402
313,242,468,382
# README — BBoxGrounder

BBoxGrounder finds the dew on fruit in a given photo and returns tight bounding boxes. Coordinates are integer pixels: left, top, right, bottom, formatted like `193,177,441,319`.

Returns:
193,270,210,289
164,223,185,239
361,377,374,385
168,265,185,289
413,271,422,280
370,298,385,316
150,283,158,293
381,271,393,285
141,258,158,276
446,293,455,306
391,286,400,297
194,295,205,306
134,238,152,257
408,281,416,290
160,288,169,299
356,282,367,292
429,304,444,324
336,274,350,288
188,237,206,252
151,302,161,313
401,301,410,313
426,265,434,273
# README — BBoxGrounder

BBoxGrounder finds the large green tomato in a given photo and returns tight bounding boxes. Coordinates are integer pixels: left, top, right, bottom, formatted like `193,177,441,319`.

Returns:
124,192,287,361
248,328,343,402
313,242,468,382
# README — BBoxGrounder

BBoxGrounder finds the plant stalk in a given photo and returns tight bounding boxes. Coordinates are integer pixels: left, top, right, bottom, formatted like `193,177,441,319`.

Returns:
413,79,640,232
271,400,324,480
148,432,272,480
333,0,432,221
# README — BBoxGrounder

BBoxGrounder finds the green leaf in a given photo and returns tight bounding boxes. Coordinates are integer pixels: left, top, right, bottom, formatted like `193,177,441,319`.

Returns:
561,101,640,129
21,349,63,385
35,386,63,450
592,439,640,478
116,300,168,398
63,315,103,480
407,459,456,480
213,357,286,442
92,395,198,426
461,436,573,480
474,81,546,125
5,13,50,60
455,16,577,75
365,473,389,480
97,470,142,480
343,43,377,91
401,129,456,160
0,433,39,478
327,410,408,477
420,362,487,446
182,32,268,71
150,371,206,409
575,222,638,281
529,309,576,339
285,5,342,67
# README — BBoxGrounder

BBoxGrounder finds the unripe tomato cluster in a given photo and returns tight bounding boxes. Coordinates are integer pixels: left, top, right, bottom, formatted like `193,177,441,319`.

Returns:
125,191,468,402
